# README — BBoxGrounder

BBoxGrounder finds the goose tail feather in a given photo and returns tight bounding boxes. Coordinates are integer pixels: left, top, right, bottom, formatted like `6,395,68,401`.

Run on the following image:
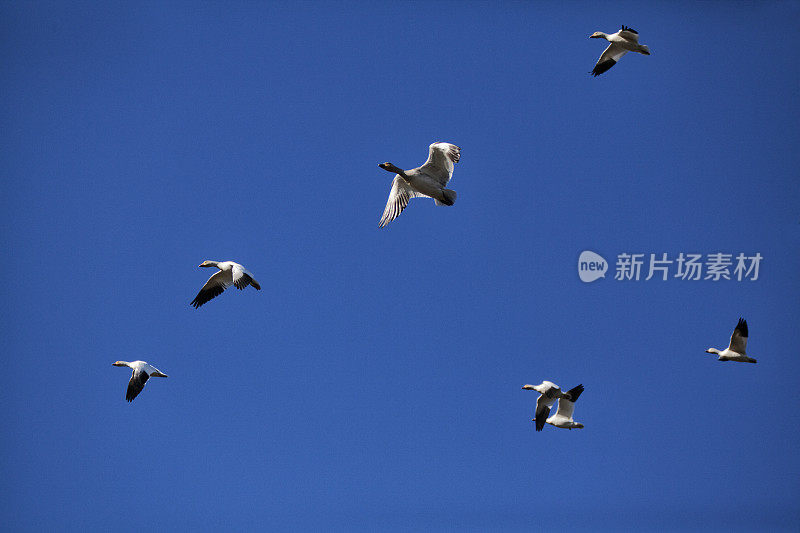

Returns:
435,189,457,206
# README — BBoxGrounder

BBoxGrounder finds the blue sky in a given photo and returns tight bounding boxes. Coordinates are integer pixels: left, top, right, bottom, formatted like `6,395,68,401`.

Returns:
2,1,799,530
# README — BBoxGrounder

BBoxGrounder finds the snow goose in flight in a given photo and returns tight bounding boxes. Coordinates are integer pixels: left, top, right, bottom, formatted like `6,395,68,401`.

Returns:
112,360,168,402
706,318,757,363
191,260,261,309
522,381,573,432
546,384,585,430
378,142,460,228
589,25,650,76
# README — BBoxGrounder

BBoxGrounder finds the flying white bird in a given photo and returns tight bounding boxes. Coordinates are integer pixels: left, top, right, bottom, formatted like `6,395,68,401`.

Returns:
522,381,573,431
546,384,585,430
705,318,757,363
191,260,261,309
112,360,168,402
589,25,650,76
378,142,460,227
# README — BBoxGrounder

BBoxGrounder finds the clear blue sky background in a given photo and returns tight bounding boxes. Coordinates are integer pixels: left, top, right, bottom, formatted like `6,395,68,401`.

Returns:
2,1,799,531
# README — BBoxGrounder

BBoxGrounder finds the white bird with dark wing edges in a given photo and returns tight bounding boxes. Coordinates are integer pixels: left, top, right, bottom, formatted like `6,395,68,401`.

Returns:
112,360,168,402
706,318,757,363
191,260,261,309
546,384,585,430
522,381,574,432
589,25,650,76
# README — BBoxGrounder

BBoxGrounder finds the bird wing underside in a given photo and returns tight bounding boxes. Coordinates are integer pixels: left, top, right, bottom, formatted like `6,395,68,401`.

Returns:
378,176,430,227
126,369,150,402
729,318,748,353
191,270,232,308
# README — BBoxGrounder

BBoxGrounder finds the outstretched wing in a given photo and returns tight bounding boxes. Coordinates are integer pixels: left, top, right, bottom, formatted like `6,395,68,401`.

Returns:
191,269,233,308
419,142,460,186
592,43,628,76
565,384,584,403
231,264,247,289
535,394,556,431
378,176,430,228
555,384,584,420
619,25,639,42
729,318,748,354
246,276,261,291
231,264,261,291
126,368,150,402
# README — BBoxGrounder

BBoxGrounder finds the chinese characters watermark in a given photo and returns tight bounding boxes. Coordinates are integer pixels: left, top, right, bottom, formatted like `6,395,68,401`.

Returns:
579,251,762,283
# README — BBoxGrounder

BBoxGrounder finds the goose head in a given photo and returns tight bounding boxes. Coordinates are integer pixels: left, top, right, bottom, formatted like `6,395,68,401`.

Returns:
705,348,720,355
112,361,130,367
589,31,606,39
198,260,218,268
521,384,536,390
379,162,403,173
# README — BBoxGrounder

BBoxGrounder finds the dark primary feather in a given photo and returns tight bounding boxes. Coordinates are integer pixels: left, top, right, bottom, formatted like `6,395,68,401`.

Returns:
126,370,149,402
566,384,584,403
190,284,225,308
535,406,550,431
591,59,616,76
621,25,638,34
234,274,261,291
735,318,748,338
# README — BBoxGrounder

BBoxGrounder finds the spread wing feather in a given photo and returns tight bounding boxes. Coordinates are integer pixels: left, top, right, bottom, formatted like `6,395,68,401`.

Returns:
126,369,150,402
378,176,430,227
191,270,232,308
592,44,627,76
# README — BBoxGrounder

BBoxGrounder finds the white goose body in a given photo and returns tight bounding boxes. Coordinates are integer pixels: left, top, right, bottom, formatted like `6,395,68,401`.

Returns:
590,25,650,76
546,384,585,430
522,381,573,432
706,318,757,363
191,260,261,309
112,360,168,402
378,142,461,228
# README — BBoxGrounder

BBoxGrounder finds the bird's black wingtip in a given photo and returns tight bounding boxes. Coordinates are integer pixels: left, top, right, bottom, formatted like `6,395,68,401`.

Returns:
534,407,549,431
736,317,748,337
567,384,585,402
591,60,616,77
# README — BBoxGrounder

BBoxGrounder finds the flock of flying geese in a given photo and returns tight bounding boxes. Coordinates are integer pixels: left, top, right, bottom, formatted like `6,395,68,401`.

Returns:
112,312,758,422
113,260,262,400
522,315,755,432
113,26,757,435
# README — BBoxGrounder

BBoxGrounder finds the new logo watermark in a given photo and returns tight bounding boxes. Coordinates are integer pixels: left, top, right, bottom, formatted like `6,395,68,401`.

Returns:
578,251,763,282
578,251,607,282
